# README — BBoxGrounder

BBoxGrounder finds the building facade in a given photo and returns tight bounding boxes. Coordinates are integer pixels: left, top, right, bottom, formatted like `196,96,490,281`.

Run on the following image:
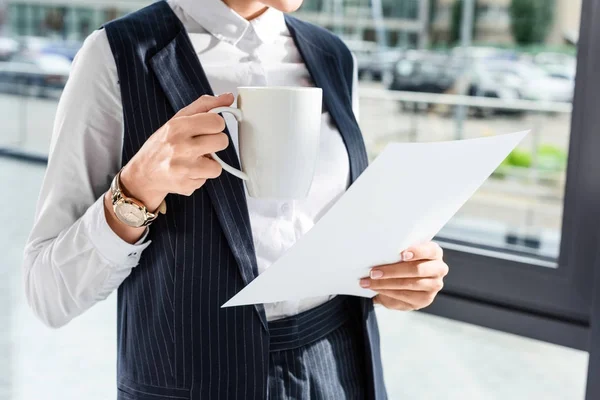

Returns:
2,0,581,48
295,0,429,48
6,0,145,40
4,0,431,47
432,0,581,46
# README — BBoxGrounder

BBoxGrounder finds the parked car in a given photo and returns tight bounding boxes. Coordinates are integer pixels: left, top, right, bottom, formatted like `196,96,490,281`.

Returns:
465,62,523,117
0,53,71,98
389,52,462,111
533,52,576,68
15,36,81,61
543,63,576,82
451,46,519,62
17,36,53,54
360,48,402,84
0,38,19,61
533,53,577,84
481,60,574,103
40,40,82,61
344,39,401,83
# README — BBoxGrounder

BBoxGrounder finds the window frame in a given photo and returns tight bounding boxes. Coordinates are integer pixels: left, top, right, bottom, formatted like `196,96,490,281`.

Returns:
425,0,600,352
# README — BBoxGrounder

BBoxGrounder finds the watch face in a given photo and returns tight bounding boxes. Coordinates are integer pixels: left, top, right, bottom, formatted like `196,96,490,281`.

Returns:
115,202,146,227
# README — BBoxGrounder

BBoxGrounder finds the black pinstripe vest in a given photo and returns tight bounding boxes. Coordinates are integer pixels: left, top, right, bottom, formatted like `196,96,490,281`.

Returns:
104,2,386,399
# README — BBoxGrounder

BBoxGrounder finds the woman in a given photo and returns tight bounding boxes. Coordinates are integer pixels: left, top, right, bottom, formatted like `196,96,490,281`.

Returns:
23,0,448,398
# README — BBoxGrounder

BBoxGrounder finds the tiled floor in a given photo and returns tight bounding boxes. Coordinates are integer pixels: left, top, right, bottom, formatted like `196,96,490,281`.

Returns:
0,158,589,399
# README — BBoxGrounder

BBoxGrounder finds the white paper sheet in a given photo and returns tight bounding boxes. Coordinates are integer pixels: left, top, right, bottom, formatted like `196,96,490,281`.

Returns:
223,130,529,308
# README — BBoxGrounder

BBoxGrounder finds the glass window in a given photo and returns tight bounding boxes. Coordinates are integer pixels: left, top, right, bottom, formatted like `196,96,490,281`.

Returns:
367,2,579,263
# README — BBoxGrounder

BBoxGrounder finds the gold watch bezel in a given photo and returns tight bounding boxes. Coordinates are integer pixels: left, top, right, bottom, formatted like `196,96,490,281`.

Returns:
110,170,163,228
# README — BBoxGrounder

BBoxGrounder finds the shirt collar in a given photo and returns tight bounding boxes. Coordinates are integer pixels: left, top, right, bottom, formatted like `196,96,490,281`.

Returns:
173,0,287,45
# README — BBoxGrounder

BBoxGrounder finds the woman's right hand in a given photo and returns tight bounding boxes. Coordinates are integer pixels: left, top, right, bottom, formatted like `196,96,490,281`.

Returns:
119,93,234,211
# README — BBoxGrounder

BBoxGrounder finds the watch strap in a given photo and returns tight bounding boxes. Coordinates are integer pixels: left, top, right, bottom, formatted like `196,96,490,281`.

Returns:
111,169,167,227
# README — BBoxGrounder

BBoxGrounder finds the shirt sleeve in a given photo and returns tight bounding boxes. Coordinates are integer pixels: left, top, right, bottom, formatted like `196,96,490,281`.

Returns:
22,29,151,328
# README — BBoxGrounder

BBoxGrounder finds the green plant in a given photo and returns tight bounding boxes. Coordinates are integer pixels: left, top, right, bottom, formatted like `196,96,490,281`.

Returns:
492,148,530,179
537,144,567,172
507,148,533,168
509,0,556,45
491,145,567,180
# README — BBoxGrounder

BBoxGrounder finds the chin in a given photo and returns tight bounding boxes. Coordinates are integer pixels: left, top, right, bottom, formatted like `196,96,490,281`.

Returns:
263,0,304,13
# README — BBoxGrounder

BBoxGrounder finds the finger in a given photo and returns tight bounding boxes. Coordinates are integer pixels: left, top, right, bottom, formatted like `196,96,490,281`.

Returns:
178,113,227,135
375,290,434,310
176,93,235,117
186,156,223,179
361,277,444,292
374,294,414,311
369,260,448,279
401,242,443,262
190,132,230,154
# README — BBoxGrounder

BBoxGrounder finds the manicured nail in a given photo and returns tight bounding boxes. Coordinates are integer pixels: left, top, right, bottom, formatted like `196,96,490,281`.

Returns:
403,251,414,261
370,270,384,279
360,278,371,288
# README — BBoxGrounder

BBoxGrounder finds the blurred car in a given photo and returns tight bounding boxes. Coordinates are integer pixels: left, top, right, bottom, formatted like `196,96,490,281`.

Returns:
41,40,82,61
481,60,574,103
17,36,53,54
389,51,457,93
0,38,19,61
533,53,577,84
344,39,401,83
359,48,402,84
465,62,523,117
16,36,81,61
451,46,519,62
533,52,576,68
543,63,576,82
0,53,71,98
389,51,462,112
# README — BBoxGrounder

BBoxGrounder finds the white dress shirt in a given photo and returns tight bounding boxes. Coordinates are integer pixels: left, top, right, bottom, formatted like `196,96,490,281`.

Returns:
23,0,359,327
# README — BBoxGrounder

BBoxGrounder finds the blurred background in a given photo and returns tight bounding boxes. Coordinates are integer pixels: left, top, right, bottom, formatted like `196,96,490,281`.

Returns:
0,0,593,399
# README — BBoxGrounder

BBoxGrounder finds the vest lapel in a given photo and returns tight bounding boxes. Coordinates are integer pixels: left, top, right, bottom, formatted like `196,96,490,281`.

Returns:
147,13,367,333
149,27,267,331
285,16,369,182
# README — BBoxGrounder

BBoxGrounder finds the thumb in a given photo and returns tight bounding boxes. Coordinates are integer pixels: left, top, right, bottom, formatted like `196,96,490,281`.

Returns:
176,93,235,117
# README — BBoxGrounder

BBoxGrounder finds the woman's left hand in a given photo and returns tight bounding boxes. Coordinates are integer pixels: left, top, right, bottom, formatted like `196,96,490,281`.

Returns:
360,242,448,311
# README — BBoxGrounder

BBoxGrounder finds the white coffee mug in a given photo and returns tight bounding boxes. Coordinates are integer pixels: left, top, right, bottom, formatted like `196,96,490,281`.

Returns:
208,86,323,199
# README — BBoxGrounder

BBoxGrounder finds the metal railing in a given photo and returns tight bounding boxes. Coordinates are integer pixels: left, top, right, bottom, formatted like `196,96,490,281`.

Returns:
0,87,572,165
359,88,572,113
360,88,571,189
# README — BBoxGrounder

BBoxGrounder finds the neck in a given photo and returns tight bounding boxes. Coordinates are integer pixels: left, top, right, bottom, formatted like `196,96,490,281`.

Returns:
222,0,268,20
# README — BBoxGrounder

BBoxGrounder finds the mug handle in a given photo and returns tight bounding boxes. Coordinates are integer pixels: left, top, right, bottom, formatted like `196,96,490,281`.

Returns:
208,106,249,181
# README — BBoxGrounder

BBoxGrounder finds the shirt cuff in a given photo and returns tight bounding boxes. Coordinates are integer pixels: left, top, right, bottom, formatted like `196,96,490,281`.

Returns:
82,195,152,268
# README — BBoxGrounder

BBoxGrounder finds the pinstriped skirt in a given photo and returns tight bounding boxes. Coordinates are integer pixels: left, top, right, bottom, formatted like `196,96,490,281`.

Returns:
267,297,367,399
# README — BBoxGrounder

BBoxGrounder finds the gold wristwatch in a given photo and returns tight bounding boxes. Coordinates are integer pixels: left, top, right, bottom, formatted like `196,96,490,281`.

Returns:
110,170,167,228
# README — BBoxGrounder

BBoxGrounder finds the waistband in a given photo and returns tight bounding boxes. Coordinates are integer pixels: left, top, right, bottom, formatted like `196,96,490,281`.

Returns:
268,296,350,352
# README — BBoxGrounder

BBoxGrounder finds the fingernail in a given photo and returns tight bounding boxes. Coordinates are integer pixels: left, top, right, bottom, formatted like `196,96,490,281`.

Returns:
219,92,233,97
370,270,384,279
403,251,414,261
360,278,371,288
